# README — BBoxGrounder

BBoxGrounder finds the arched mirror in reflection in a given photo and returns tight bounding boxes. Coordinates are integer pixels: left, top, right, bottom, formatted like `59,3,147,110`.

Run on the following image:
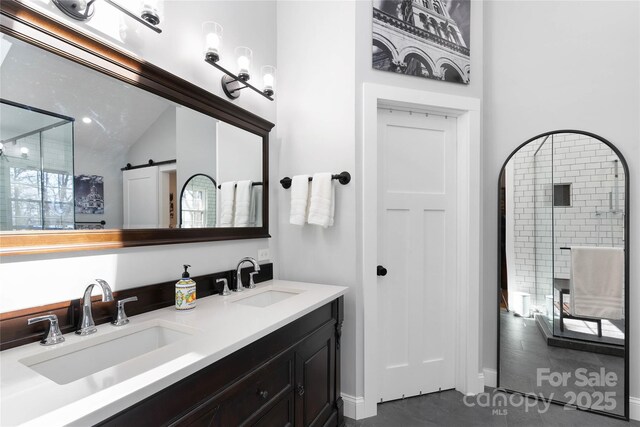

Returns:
179,174,217,228
498,131,629,419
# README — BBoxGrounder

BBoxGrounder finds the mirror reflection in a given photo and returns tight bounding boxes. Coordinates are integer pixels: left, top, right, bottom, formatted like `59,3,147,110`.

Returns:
180,174,217,228
499,132,627,417
0,32,262,231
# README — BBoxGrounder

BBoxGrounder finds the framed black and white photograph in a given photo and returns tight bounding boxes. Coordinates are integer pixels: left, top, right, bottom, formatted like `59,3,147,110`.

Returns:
372,0,471,84
74,174,105,214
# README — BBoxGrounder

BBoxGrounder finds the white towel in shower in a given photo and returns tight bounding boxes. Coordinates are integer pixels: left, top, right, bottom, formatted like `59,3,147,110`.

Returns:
234,180,253,227
219,181,236,227
290,175,310,225
308,173,335,228
570,246,624,319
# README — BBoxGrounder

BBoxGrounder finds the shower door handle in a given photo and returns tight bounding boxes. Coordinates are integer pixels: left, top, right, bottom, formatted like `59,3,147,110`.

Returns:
377,265,387,276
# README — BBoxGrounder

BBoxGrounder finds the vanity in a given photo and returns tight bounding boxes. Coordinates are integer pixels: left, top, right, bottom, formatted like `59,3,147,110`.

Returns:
0,280,347,426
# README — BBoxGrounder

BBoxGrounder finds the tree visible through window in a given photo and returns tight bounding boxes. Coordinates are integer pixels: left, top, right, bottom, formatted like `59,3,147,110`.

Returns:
9,167,74,230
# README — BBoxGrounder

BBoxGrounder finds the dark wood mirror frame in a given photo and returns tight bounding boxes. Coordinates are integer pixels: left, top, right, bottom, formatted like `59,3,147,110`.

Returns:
0,0,274,256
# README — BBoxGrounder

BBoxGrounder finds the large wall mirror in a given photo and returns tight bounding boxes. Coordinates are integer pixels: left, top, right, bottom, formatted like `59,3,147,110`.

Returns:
498,130,629,419
0,2,273,255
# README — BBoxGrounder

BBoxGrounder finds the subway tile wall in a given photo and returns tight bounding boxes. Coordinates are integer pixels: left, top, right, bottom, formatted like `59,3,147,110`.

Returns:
510,133,625,313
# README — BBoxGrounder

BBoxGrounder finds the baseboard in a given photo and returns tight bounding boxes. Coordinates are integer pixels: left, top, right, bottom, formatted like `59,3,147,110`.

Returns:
630,396,640,421
342,393,365,420
483,368,497,388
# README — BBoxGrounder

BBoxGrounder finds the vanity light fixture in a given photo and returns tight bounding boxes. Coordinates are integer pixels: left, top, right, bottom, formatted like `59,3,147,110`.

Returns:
20,146,29,158
203,24,275,101
51,0,163,33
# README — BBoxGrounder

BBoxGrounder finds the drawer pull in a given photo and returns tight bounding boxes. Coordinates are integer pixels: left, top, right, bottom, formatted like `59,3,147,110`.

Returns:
296,384,305,396
258,390,269,400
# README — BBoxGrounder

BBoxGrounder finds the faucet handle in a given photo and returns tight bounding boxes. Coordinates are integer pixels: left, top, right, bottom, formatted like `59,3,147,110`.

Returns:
248,272,259,289
217,278,231,296
28,314,65,346
111,296,138,327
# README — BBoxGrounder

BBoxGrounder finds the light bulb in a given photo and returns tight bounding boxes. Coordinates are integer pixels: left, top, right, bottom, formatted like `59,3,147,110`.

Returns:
235,47,252,81
82,117,92,124
20,147,29,156
203,22,223,62
261,65,276,97
263,73,274,88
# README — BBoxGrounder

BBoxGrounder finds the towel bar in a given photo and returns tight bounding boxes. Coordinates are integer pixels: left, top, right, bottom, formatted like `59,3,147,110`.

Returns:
280,171,351,189
217,182,263,189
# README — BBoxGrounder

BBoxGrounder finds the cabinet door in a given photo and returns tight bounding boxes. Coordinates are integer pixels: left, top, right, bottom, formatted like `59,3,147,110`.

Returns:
294,322,336,427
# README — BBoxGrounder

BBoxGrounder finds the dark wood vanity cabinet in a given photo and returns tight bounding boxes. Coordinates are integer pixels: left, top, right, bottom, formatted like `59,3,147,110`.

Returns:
97,297,344,427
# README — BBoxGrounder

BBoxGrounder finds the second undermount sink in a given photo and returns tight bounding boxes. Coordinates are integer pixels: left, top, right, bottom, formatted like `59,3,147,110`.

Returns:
20,320,196,385
233,289,302,308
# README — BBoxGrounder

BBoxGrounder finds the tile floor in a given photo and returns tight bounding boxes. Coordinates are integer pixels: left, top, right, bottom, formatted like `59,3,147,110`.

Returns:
344,388,639,426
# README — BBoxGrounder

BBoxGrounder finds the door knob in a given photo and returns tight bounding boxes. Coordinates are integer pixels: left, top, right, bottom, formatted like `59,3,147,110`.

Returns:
377,265,387,276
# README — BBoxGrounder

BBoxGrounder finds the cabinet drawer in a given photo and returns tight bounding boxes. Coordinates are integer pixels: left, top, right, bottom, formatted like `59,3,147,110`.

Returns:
218,351,293,426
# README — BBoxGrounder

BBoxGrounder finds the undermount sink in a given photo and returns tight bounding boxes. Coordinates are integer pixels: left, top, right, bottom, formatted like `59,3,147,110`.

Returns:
233,289,302,308
20,320,196,385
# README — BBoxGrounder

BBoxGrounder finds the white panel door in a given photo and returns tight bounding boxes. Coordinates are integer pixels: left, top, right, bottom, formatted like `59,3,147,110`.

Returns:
377,109,457,402
123,166,159,228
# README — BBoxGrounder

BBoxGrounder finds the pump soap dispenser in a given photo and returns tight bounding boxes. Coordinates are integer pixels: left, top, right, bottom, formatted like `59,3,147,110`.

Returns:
176,264,196,310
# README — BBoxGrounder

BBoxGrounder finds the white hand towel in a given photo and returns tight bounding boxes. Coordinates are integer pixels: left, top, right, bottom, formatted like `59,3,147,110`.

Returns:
219,181,236,227
570,246,624,319
290,175,310,225
308,173,335,228
248,185,263,227
234,180,252,227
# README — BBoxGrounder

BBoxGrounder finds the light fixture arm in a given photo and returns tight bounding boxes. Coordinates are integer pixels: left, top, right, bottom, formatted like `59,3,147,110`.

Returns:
103,0,162,33
52,0,162,33
205,57,274,101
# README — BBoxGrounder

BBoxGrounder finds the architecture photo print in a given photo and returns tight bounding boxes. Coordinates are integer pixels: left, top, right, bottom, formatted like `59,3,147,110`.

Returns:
373,0,471,84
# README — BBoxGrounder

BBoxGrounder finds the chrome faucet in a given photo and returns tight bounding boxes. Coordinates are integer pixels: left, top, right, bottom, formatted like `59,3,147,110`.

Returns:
76,279,114,336
234,257,260,292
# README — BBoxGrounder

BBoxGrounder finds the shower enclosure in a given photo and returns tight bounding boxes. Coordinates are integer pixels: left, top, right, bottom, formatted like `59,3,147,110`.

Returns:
0,101,74,231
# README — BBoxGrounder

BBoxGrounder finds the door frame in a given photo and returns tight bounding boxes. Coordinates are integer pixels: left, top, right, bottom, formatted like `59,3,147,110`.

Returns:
361,83,482,419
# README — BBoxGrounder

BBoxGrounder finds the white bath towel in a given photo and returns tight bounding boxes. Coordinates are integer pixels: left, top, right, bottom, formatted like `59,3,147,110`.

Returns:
308,173,335,228
289,175,310,226
219,181,236,227
234,180,253,227
570,246,624,319
248,185,263,227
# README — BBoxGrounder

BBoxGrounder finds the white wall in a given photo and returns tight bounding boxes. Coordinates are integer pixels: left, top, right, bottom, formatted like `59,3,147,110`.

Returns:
483,0,640,405
0,1,277,313
276,0,358,397
216,122,262,183
127,107,177,166
176,107,218,196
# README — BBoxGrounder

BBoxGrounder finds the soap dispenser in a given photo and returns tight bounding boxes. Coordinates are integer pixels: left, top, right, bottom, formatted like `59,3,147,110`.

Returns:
176,264,196,310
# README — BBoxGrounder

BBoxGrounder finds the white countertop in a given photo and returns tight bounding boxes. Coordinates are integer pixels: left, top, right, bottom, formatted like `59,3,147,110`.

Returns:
0,280,347,426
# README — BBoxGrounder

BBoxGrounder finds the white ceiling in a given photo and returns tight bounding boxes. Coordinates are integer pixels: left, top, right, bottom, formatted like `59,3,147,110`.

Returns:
0,33,173,156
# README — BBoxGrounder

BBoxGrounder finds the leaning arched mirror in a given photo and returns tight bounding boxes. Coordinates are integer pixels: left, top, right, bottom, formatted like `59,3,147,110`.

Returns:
498,131,629,419
179,174,217,228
